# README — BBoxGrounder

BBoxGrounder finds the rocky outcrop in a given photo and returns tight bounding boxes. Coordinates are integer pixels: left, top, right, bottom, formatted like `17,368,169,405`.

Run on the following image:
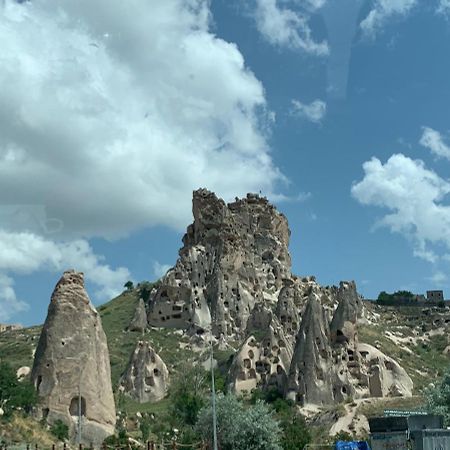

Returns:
228,305,293,394
330,281,362,347
119,341,169,403
31,270,116,445
128,299,148,332
144,189,412,406
148,189,291,338
287,293,334,405
357,343,413,398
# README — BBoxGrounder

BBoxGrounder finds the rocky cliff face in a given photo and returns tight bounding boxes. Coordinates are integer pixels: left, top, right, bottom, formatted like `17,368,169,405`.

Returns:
119,341,169,403
148,189,291,337
31,270,116,445
146,189,413,406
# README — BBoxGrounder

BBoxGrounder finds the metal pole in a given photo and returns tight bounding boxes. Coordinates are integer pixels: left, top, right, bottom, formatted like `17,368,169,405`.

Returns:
209,328,218,450
78,377,82,445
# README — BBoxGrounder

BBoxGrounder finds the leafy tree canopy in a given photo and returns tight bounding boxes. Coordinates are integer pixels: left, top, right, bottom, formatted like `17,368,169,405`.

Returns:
196,394,282,450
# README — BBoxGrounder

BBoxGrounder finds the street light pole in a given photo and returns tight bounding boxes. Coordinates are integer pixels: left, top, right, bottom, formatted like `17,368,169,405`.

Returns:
209,328,218,450
78,378,82,445
66,356,83,445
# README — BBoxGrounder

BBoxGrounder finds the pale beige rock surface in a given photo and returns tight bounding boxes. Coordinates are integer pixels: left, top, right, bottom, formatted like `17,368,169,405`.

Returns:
120,340,169,403
31,270,116,445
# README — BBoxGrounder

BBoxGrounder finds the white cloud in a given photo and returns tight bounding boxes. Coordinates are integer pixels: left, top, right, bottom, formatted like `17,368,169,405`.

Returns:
427,271,448,286
420,126,450,160
0,274,28,322
360,0,417,38
152,261,172,279
0,0,290,321
0,0,285,239
291,99,327,123
437,0,450,15
0,230,130,317
254,0,329,55
352,154,450,263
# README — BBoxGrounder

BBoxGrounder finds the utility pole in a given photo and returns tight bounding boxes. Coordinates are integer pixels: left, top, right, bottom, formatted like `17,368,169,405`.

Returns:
209,328,218,450
78,378,82,445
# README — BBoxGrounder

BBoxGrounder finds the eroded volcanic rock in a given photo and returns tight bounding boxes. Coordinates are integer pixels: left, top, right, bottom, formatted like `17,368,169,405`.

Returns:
128,298,148,332
146,189,413,406
148,189,291,337
228,305,293,394
287,292,334,405
31,270,116,445
119,341,169,403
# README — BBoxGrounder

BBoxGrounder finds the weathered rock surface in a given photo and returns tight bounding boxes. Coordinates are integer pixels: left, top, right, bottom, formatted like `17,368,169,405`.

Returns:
357,343,413,398
31,270,116,445
128,299,148,332
287,293,334,405
148,189,291,337
119,341,169,403
145,189,412,406
228,305,293,394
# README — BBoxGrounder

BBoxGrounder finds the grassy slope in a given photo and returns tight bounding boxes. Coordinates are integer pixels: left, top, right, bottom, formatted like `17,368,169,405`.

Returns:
359,304,450,393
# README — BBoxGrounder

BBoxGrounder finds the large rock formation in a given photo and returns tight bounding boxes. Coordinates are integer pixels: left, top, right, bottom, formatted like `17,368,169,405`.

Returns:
287,293,334,405
119,341,169,403
228,305,293,394
148,189,291,337
145,189,413,406
31,270,116,445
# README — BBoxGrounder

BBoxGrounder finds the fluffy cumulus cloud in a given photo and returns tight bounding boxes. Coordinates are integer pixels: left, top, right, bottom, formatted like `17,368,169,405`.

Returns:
254,0,329,55
291,99,326,123
438,0,450,15
360,0,417,37
0,230,130,320
420,127,450,160
0,0,284,319
352,154,450,263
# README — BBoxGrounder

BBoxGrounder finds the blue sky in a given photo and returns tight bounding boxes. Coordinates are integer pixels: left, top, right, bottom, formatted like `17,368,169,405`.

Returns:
2,0,450,326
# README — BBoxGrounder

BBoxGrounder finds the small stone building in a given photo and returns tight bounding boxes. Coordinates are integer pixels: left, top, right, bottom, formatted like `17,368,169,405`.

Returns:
426,290,444,302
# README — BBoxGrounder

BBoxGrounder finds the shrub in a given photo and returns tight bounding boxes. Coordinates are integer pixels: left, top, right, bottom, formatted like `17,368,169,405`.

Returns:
50,419,69,441
0,362,37,418
196,394,282,450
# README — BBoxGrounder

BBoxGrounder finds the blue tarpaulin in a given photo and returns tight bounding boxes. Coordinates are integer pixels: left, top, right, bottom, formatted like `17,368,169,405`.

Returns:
335,441,371,450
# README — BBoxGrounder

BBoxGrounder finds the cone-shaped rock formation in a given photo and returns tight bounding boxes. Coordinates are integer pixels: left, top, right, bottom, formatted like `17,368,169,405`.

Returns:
31,270,116,445
119,341,169,403
128,298,148,332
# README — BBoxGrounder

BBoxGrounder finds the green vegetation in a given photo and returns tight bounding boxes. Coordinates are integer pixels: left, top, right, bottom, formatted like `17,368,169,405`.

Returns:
169,364,208,426
0,362,37,418
0,326,41,371
124,281,134,291
196,394,282,450
426,368,450,425
49,419,69,441
377,290,416,305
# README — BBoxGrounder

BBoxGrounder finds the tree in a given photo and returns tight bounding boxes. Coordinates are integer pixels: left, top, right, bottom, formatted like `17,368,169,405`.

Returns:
279,414,310,450
169,364,208,426
426,368,450,424
139,414,152,441
196,394,282,450
124,281,134,291
0,362,37,418
50,419,69,441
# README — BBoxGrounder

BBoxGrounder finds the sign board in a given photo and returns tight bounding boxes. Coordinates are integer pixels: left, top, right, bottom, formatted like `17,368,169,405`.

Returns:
371,431,408,450
384,409,428,417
